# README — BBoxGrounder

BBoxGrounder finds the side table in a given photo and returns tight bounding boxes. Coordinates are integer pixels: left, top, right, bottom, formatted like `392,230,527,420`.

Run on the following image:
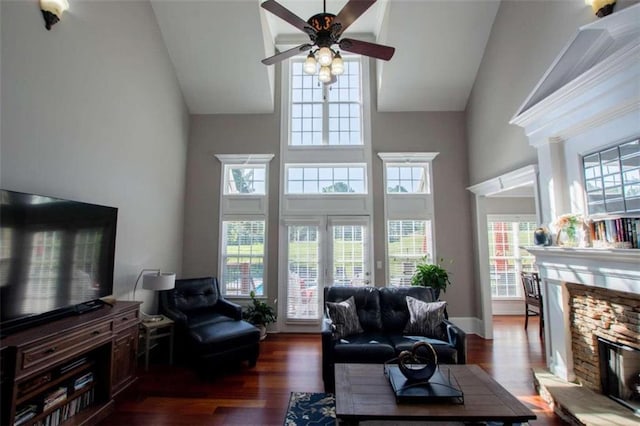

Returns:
139,315,174,371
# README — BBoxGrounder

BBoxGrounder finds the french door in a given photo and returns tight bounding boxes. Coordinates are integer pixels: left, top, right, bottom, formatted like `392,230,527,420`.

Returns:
279,216,371,330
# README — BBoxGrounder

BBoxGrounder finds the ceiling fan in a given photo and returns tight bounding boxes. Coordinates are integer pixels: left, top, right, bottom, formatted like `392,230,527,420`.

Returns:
261,0,395,83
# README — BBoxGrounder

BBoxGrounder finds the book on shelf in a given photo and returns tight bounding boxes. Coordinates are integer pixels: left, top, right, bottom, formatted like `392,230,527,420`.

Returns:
42,387,67,411
589,217,639,249
73,372,93,390
14,404,37,426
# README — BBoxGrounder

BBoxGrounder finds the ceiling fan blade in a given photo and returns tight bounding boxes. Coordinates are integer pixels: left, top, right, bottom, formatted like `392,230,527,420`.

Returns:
261,0,314,34
262,44,313,66
335,0,376,35
339,38,395,61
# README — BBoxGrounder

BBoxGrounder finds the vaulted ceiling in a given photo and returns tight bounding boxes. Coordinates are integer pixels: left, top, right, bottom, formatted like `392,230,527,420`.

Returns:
150,0,500,114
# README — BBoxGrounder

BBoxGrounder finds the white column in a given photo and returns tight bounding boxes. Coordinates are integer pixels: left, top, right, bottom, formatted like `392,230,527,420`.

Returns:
536,140,569,226
539,274,575,382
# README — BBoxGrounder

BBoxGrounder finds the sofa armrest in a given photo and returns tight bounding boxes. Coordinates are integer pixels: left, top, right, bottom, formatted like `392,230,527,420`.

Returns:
443,319,467,364
216,298,243,320
321,317,337,390
162,304,188,326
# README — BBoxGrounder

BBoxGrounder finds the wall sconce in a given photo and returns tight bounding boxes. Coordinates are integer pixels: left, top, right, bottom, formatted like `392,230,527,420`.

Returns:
585,0,616,17
40,0,69,30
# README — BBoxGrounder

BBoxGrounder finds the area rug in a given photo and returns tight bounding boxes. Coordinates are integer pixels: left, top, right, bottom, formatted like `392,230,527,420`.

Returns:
283,392,335,426
283,392,528,426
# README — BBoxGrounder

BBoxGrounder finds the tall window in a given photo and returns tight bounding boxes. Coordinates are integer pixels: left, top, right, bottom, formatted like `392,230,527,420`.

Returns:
290,58,362,146
216,154,273,297
387,220,433,286
222,221,265,296
379,153,438,286
487,216,536,298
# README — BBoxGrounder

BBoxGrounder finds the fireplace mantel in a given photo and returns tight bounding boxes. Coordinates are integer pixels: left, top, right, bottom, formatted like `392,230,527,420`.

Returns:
525,246,640,295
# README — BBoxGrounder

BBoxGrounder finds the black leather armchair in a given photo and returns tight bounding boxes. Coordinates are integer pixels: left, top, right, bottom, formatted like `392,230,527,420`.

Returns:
160,277,260,370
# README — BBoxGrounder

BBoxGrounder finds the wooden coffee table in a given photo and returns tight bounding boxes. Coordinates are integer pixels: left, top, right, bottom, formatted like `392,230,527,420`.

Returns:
335,363,536,425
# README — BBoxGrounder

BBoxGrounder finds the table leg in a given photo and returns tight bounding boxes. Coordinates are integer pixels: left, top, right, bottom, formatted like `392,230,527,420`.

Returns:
144,328,151,371
168,326,174,365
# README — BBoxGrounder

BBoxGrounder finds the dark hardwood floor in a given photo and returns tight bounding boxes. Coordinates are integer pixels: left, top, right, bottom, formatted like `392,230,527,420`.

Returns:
104,316,566,425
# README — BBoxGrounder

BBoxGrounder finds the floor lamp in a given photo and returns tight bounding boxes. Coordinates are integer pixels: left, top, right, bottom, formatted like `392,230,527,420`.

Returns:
133,269,176,322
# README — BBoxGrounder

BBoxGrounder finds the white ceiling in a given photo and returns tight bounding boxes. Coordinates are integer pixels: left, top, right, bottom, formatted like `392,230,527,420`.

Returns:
151,0,500,114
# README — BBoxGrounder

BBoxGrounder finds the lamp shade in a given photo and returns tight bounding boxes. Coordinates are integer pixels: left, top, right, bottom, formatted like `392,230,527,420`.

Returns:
142,272,176,291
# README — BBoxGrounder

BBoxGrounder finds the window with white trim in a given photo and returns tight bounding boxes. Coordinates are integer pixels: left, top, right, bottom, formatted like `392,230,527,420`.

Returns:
223,165,266,195
387,220,433,286
379,153,438,286
221,220,265,296
286,164,366,194
487,215,537,298
216,154,273,297
386,164,430,194
290,58,362,146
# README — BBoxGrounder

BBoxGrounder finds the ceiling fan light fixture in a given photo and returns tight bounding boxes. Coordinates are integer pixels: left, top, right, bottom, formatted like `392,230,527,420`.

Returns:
317,47,333,67
303,52,317,74
318,66,332,83
331,52,344,75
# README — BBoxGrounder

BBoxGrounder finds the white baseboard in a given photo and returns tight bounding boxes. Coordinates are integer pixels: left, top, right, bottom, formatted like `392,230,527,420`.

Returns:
448,316,483,336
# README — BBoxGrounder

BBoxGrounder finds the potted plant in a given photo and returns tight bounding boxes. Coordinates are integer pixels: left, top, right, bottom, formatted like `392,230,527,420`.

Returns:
243,291,277,340
411,258,452,300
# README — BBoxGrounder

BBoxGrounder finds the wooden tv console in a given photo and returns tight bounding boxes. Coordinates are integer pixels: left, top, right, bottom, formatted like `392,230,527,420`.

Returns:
0,301,141,426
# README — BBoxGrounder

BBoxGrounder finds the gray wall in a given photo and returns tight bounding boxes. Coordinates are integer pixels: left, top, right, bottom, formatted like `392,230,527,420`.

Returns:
466,0,594,185
485,197,536,215
371,111,474,317
1,1,189,310
182,67,475,319
182,113,281,299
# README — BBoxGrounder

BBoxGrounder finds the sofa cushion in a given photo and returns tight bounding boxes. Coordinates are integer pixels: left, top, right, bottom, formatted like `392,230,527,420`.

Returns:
189,319,260,348
389,335,459,364
326,296,363,339
325,286,383,331
334,332,395,363
186,310,234,328
403,297,447,337
380,286,435,332
173,277,220,313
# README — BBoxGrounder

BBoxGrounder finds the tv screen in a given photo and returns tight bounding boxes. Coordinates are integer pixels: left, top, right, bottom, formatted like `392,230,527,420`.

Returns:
0,190,117,333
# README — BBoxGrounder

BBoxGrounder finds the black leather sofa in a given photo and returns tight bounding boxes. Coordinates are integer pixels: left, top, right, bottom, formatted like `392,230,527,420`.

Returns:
322,286,467,391
160,277,260,371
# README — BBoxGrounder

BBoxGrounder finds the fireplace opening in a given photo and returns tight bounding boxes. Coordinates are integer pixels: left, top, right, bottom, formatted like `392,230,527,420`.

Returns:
598,337,640,415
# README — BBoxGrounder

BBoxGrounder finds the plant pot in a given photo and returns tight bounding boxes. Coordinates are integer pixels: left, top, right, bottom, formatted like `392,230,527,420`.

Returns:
258,324,267,340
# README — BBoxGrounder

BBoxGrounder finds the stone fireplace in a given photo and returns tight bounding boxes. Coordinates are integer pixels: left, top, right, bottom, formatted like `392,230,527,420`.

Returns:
568,284,640,410
597,336,640,414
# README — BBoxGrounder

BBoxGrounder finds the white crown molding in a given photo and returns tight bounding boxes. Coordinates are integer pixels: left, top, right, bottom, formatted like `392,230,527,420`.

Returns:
510,4,640,146
215,154,275,164
377,152,439,163
467,164,538,196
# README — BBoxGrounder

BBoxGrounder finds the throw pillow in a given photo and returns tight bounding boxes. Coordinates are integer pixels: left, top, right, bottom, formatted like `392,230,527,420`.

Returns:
403,296,447,338
326,296,363,339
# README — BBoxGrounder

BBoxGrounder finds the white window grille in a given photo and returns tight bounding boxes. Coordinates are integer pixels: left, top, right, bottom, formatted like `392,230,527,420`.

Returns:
290,58,362,146
286,225,319,320
286,165,366,194
221,220,265,297
386,164,430,193
223,165,266,195
487,216,537,298
387,220,433,286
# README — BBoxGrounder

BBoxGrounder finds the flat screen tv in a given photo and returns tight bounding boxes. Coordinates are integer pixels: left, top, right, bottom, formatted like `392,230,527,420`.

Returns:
0,189,117,335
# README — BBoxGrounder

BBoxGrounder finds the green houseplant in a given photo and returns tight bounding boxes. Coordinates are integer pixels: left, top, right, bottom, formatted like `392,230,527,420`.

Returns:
411,258,452,300
243,291,277,340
